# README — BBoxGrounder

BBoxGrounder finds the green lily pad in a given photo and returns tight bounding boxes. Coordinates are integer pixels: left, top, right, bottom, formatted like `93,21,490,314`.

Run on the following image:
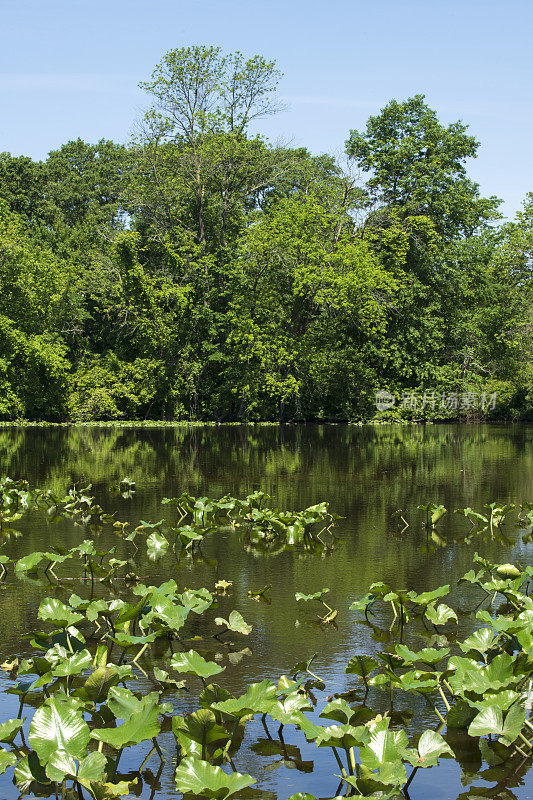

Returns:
0,747,17,774
174,757,255,799
425,602,458,626
404,730,452,767
91,692,162,749
38,598,84,629
214,610,252,635
0,717,25,743
171,650,225,680
29,696,90,766
211,679,277,718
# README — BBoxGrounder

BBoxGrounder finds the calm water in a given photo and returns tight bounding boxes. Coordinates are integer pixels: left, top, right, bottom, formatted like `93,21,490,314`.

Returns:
0,423,532,800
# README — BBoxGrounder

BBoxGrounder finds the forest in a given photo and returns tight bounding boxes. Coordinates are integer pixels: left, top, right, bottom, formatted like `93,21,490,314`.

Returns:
0,45,531,423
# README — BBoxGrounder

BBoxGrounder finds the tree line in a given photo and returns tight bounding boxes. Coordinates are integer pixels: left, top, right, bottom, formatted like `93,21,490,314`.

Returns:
0,45,531,422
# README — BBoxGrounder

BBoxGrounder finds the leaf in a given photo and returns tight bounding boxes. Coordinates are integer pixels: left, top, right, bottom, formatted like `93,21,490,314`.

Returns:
448,653,518,695
315,723,368,749
425,603,458,626
29,696,90,765
179,588,214,614
45,749,77,782
14,752,50,791
199,683,235,709
146,532,169,559
171,650,225,680
459,628,499,656
211,679,277,718
320,697,356,724
409,585,450,605
115,597,146,626
52,649,93,678
345,654,378,679
0,717,25,743
153,667,187,690
107,687,162,720
295,588,329,602
359,719,408,770
214,611,252,635
349,593,374,612
495,563,522,579
269,693,313,725
77,751,108,783
91,693,161,749
408,730,452,767
89,779,136,799
172,709,230,759
285,795,318,800
80,665,122,703
395,645,449,665
499,701,526,745
14,552,46,573
174,757,255,798
468,701,526,745
397,670,439,692
38,598,84,629
468,689,520,713
214,579,233,593
0,747,17,774
468,705,504,737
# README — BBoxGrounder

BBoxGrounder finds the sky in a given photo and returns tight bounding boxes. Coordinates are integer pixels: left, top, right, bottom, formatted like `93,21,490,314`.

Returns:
1,0,531,220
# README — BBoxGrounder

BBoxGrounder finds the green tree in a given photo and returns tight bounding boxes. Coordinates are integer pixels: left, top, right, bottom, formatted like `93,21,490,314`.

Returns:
222,195,395,419
346,95,500,237
133,46,285,250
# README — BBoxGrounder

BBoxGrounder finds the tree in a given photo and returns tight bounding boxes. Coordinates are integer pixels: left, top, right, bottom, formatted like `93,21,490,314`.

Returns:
46,138,129,230
134,46,285,249
0,153,55,228
346,95,500,237
222,195,395,419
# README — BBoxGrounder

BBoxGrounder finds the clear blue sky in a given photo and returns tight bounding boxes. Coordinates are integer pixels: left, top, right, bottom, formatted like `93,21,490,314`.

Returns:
1,0,531,219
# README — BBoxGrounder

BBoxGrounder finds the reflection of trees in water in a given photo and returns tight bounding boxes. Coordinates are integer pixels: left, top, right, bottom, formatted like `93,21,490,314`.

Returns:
0,423,529,503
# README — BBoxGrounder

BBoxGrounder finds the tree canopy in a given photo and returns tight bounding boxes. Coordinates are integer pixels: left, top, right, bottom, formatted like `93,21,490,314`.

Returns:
0,48,530,422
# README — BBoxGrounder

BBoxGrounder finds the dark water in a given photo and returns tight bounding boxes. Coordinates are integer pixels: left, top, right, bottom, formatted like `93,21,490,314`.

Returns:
0,423,532,800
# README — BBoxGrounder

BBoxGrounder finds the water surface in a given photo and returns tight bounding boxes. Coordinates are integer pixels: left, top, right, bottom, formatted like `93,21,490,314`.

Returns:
0,423,531,800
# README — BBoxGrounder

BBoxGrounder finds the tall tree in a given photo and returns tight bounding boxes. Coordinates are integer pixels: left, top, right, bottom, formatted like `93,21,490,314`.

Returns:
133,46,285,250
346,95,500,237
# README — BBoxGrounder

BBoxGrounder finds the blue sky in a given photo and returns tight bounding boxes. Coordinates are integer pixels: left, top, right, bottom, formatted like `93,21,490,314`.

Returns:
1,0,531,219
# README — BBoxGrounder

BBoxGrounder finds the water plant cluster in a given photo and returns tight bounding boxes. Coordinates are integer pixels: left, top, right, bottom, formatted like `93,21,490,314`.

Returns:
392,500,533,552
0,476,532,799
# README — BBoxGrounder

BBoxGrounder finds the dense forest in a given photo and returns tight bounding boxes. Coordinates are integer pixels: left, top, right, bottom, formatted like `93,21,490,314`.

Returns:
0,46,531,422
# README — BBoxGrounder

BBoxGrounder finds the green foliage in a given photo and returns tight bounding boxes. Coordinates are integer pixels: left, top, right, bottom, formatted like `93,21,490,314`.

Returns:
0,59,530,422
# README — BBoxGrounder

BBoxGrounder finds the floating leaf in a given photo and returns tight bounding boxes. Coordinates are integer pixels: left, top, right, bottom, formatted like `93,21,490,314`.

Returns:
459,628,499,656
468,701,525,744
172,709,230,759
295,588,329,602
425,603,458,626
211,679,277,718
395,645,449,665
77,751,108,783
